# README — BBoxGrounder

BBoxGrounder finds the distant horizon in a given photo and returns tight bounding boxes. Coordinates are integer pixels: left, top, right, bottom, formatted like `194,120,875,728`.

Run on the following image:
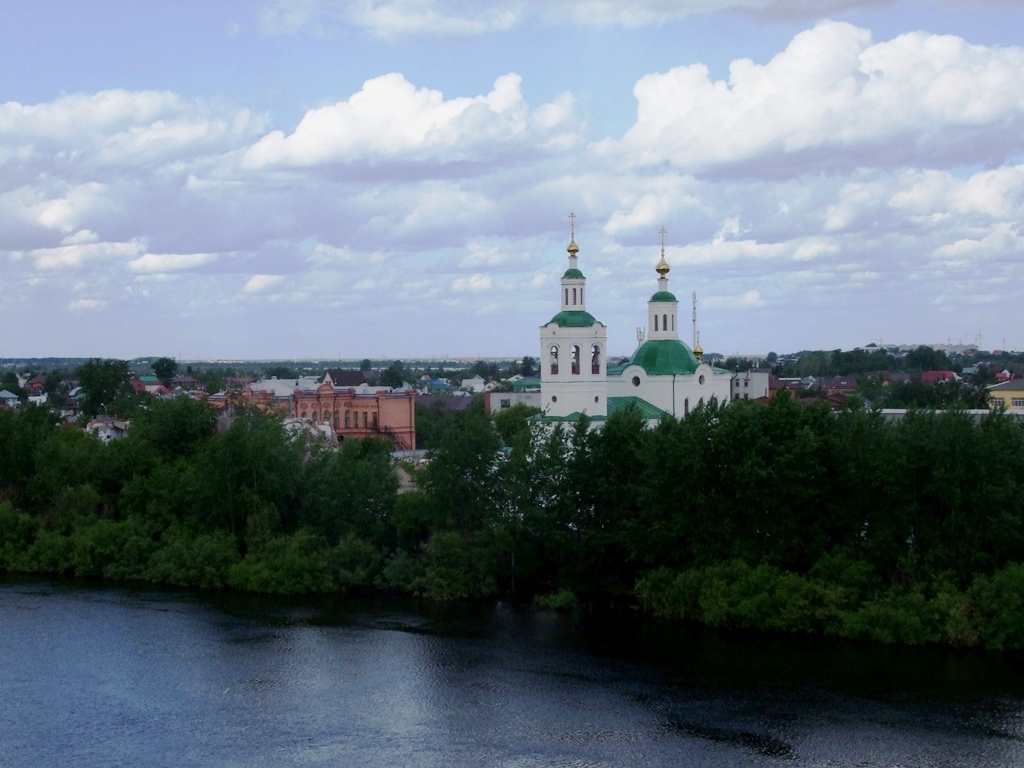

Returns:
3,342,1022,371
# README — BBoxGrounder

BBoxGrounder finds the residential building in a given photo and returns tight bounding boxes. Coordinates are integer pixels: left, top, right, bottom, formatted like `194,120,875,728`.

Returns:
987,380,1024,414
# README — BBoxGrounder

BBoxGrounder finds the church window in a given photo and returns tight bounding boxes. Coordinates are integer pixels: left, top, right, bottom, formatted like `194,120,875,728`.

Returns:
699,375,705,385
565,288,568,305
671,315,675,331
654,315,659,332
663,314,668,332
591,344,601,374
631,376,640,387
581,288,584,304
684,398,689,416
572,288,577,305
571,345,581,375
550,345,559,375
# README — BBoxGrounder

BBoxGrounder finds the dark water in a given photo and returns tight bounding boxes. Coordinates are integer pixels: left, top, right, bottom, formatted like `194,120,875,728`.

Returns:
3,581,1024,767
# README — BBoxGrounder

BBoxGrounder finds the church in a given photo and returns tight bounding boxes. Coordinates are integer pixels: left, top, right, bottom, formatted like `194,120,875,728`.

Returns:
539,222,733,422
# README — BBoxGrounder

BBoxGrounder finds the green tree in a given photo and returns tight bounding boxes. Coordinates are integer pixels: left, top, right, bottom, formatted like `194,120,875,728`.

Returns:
152,357,178,387
77,358,131,417
378,360,407,389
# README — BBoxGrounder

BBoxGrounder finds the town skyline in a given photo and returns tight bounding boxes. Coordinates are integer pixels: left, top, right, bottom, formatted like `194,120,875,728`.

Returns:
3,0,1024,359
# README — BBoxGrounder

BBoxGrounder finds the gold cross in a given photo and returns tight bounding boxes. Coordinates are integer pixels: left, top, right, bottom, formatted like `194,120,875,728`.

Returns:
569,211,576,240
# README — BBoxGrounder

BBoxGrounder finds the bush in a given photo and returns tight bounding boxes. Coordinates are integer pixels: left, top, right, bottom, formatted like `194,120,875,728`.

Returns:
534,588,578,611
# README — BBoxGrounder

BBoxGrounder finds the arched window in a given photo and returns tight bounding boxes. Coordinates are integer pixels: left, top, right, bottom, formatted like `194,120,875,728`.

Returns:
572,288,577,305
571,345,581,375
591,343,601,374
311,411,318,422
334,413,339,429
671,314,675,331
564,288,568,306
300,410,307,419
550,345,559,375
324,410,331,424
663,314,668,332
684,398,689,417
655,315,659,332
581,288,584,304
345,410,351,428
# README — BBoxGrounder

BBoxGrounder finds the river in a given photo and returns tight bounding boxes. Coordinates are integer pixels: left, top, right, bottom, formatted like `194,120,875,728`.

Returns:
3,579,1024,767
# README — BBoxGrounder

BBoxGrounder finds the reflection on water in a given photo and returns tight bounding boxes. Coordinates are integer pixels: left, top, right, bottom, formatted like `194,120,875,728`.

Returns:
2,578,1024,767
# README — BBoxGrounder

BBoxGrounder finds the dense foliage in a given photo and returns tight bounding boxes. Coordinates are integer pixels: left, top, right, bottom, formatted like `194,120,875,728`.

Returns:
3,393,1024,649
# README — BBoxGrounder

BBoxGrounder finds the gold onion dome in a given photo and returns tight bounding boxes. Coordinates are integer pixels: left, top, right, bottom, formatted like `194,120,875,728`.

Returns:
567,238,579,256
656,253,670,277
693,342,703,361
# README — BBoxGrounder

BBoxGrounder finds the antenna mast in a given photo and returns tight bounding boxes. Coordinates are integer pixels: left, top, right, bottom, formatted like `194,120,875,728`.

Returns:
692,291,698,348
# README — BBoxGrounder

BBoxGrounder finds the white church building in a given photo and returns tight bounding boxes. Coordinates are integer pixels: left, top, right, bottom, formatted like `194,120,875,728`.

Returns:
539,226,733,423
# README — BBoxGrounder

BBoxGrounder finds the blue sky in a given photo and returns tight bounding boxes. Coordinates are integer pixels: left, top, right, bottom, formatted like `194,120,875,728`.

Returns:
3,0,1024,360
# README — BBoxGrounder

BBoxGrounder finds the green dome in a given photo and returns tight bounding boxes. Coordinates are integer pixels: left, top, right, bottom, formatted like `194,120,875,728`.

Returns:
650,290,677,303
609,339,699,376
547,310,598,327
563,268,585,279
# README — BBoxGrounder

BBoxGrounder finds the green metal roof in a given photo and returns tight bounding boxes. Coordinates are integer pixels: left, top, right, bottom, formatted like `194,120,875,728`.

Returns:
608,339,700,376
607,396,669,419
650,291,677,303
528,396,667,425
511,377,541,391
546,310,598,327
562,268,585,279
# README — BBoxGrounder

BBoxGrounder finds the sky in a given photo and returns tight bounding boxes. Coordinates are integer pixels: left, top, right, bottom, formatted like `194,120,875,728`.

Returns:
2,0,1024,360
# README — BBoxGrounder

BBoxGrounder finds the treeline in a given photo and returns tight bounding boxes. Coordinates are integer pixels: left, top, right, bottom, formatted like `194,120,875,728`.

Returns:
3,395,1024,649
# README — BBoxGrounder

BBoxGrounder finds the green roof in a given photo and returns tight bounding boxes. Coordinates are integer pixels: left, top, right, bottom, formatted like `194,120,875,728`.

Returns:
650,291,677,303
511,377,541,391
607,396,669,419
528,396,667,425
608,339,700,376
562,268,585,279
546,310,599,327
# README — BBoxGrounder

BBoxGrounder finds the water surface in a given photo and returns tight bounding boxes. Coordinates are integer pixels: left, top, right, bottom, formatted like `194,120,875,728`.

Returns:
3,580,1024,767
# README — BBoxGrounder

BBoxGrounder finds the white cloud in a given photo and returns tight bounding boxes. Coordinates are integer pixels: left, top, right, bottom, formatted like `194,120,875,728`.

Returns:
932,223,1023,264
0,90,264,170
31,239,145,271
68,299,106,311
606,21,1024,175
241,73,577,168
128,253,219,273
671,235,838,266
452,273,493,292
256,0,920,38
704,289,763,309
243,274,285,292
30,184,109,233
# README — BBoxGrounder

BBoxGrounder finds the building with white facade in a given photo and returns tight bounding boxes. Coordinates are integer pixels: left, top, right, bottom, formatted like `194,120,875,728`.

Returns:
540,226,733,423
538,228,609,419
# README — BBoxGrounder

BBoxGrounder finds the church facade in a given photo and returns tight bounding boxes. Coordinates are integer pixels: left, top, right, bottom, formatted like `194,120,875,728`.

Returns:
540,226,732,422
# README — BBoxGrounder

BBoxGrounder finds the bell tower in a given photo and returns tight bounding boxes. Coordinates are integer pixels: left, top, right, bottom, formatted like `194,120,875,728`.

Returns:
539,213,608,419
